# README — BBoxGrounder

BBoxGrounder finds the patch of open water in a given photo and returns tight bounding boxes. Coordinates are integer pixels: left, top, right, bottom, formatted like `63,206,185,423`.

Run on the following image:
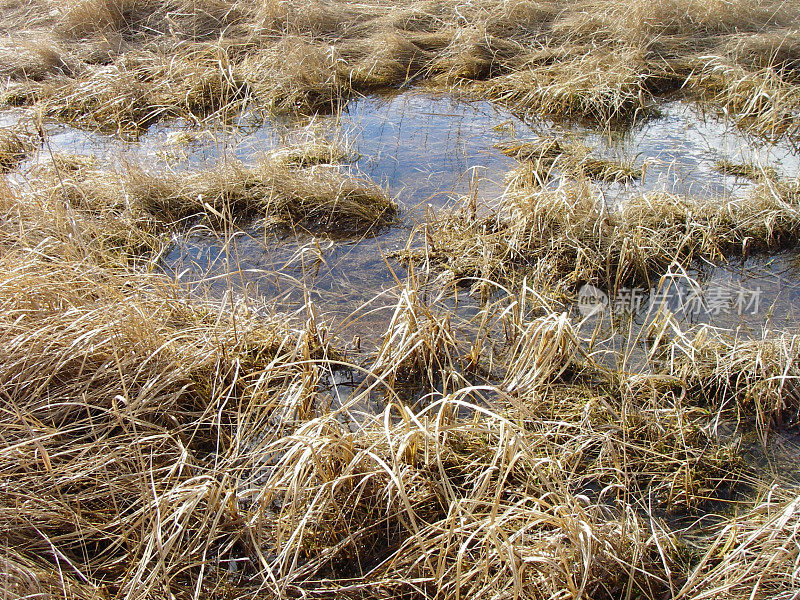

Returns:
4,91,800,347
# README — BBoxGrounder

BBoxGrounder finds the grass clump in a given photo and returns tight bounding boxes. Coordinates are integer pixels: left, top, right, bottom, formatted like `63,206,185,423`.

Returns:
714,158,778,181
44,47,249,134
578,156,642,182
235,38,347,115
0,126,34,171
1,159,164,264
677,492,800,600
687,59,800,140
497,137,641,184
483,47,663,126
0,0,796,137
251,394,674,598
28,146,396,237
416,171,800,291
127,159,397,235
266,138,354,167
666,327,800,435
0,35,68,81
0,252,331,599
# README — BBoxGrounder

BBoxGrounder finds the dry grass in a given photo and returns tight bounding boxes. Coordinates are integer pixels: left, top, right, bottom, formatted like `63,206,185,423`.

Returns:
498,138,642,184
1,162,165,264
44,46,248,133
0,252,330,599
0,0,794,136
3,2,800,599
371,280,462,393
483,47,663,126
0,126,34,171
0,35,68,81
416,172,800,291
128,159,397,234
0,176,794,600
28,148,397,236
714,159,778,182
665,327,800,437
677,491,800,600
688,59,800,139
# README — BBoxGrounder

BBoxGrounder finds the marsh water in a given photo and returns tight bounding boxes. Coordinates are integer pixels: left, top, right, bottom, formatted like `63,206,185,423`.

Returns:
9,90,800,346
4,92,800,347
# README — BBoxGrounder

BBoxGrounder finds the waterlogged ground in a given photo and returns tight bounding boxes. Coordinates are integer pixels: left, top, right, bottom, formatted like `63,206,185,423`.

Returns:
5,91,800,349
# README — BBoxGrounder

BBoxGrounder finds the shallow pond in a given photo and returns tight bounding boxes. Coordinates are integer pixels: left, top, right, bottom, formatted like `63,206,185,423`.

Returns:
5,90,800,348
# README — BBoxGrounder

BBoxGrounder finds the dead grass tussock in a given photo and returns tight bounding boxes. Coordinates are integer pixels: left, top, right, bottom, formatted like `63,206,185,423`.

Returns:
266,138,353,167
511,377,743,509
53,0,249,40
0,0,795,134
666,327,800,434
714,158,778,181
0,251,329,598
17,154,167,261
55,0,161,38
484,305,743,508
27,144,395,236
420,173,800,290
483,47,661,125
378,491,667,600
688,58,800,139
346,29,433,88
252,394,673,597
44,63,158,134
498,137,641,184
0,125,34,171
424,27,522,83
236,37,348,115
566,0,799,43
0,35,68,81
254,0,373,38
725,29,800,75
677,491,800,600
503,311,583,395
125,158,396,234
371,279,462,393
45,47,248,133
